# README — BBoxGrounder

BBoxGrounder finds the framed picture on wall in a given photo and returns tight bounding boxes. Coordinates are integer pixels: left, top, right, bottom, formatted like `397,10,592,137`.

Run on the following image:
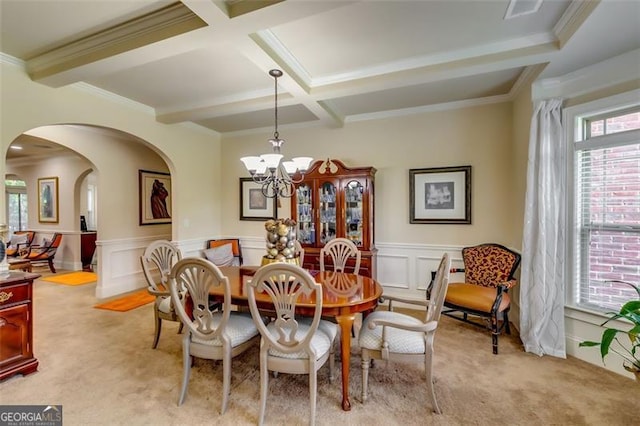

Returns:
38,177,59,223
240,178,276,221
139,170,172,225
409,165,471,224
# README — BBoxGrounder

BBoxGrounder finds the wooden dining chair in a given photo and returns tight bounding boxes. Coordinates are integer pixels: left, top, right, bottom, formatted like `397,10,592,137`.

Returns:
169,257,260,414
140,240,184,349
247,263,338,425
294,239,305,266
359,253,451,413
320,237,361,274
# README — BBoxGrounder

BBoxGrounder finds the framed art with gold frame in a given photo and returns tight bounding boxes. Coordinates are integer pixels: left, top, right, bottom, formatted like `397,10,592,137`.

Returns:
38,177,59,223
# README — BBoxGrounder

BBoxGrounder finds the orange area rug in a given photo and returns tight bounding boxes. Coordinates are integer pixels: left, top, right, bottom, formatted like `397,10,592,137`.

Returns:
94,290,155,312
41,272,98,286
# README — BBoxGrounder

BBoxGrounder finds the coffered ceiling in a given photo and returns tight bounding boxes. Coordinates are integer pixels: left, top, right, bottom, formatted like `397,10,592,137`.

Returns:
1,0,639,143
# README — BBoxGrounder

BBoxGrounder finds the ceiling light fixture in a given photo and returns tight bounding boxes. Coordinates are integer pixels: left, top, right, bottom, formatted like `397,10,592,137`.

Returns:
240,69,313,201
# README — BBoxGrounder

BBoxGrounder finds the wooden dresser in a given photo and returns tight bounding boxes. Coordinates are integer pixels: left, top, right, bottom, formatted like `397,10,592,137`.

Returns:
0,271,40,381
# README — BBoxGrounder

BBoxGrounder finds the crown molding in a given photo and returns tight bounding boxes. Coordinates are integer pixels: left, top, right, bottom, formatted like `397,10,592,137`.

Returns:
533,49,640,100
554,0,600,48
0,53,25,68
26,2,206,83
346,94,512,124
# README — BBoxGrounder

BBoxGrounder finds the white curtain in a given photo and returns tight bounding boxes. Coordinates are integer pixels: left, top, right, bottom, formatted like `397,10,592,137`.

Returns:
520,98,566,358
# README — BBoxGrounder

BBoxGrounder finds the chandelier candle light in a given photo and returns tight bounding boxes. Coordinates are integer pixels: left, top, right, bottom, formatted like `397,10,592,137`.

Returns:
240,69,313,206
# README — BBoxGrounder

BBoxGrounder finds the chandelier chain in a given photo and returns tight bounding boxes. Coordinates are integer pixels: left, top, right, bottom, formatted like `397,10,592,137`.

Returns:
240,69,313,207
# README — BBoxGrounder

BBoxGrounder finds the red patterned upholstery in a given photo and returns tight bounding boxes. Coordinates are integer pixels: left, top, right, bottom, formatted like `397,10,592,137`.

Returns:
443,243,521,354
461,244,519,289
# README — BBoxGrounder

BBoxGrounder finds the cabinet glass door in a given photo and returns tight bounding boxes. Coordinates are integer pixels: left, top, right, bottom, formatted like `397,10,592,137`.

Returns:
319,182,337,244
344,180,364,246
295,183,314,244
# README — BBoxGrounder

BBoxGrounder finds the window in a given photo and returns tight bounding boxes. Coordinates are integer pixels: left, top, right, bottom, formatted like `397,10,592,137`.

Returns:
570,101,640,313
5,179,28,235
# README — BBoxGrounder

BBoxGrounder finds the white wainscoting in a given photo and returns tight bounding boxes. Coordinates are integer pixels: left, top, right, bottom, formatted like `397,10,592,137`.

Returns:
94,236,467,303
375,242,464,300
95,235,171,298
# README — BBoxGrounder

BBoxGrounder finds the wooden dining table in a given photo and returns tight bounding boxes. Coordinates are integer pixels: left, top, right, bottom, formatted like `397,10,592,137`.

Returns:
214,265,383,411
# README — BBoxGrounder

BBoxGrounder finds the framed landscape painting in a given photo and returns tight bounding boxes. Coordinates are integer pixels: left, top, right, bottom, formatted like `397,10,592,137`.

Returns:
240,178,276,221
139,170,172,225
409,165,471,224
38,177,59,223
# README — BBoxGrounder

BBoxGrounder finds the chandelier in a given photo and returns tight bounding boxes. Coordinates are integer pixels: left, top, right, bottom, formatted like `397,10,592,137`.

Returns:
240,69,313,199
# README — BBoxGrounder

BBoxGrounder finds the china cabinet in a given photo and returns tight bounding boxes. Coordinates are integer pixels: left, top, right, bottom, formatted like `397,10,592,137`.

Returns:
292,159,377,278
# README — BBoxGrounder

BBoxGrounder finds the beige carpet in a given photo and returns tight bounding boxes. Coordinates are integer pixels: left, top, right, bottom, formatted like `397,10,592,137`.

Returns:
0,271,636,425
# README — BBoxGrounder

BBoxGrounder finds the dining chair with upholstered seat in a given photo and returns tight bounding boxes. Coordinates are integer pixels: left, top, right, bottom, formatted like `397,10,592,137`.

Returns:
169,257,260,414
320,237,363,337
140,240,184,349
359,253,451,413
24,232,62,273
247,262,338,426
320,237,361,274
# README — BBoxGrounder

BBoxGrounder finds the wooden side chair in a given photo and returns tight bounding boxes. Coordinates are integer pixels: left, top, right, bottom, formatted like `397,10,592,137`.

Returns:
24,233,62,273
204,238,243,266
247,263,338,426
140,240,184,349
359,253,451,413
443,243,521,354
169,257,260,414
320,237,361,274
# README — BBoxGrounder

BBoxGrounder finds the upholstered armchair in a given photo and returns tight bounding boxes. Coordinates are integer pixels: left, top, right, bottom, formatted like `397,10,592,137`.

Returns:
442,243,521,354
5,231,35,257
204,239,243,266
24,233,62,273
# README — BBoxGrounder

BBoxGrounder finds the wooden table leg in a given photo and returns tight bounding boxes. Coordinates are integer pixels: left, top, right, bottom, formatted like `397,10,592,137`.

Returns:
336,313,356,411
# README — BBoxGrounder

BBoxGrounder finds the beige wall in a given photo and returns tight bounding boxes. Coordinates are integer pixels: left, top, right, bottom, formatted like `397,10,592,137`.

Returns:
221,102,519,247
1,60,223,242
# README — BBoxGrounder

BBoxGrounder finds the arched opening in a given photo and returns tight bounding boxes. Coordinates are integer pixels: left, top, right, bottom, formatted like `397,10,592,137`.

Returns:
5,123,174,297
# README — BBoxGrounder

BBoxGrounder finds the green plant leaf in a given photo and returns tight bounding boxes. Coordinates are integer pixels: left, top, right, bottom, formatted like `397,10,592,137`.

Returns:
600,328,618,360
621,300,640,314
579,341,600,347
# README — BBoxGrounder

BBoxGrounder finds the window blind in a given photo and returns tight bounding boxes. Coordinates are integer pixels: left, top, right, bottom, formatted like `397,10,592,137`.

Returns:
574,141,640,311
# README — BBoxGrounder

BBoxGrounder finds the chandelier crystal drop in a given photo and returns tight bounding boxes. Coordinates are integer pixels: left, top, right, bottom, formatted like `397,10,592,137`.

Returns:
240,69,313,199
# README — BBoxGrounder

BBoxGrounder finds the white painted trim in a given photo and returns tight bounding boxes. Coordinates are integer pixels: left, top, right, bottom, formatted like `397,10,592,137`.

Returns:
532,49,640,100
